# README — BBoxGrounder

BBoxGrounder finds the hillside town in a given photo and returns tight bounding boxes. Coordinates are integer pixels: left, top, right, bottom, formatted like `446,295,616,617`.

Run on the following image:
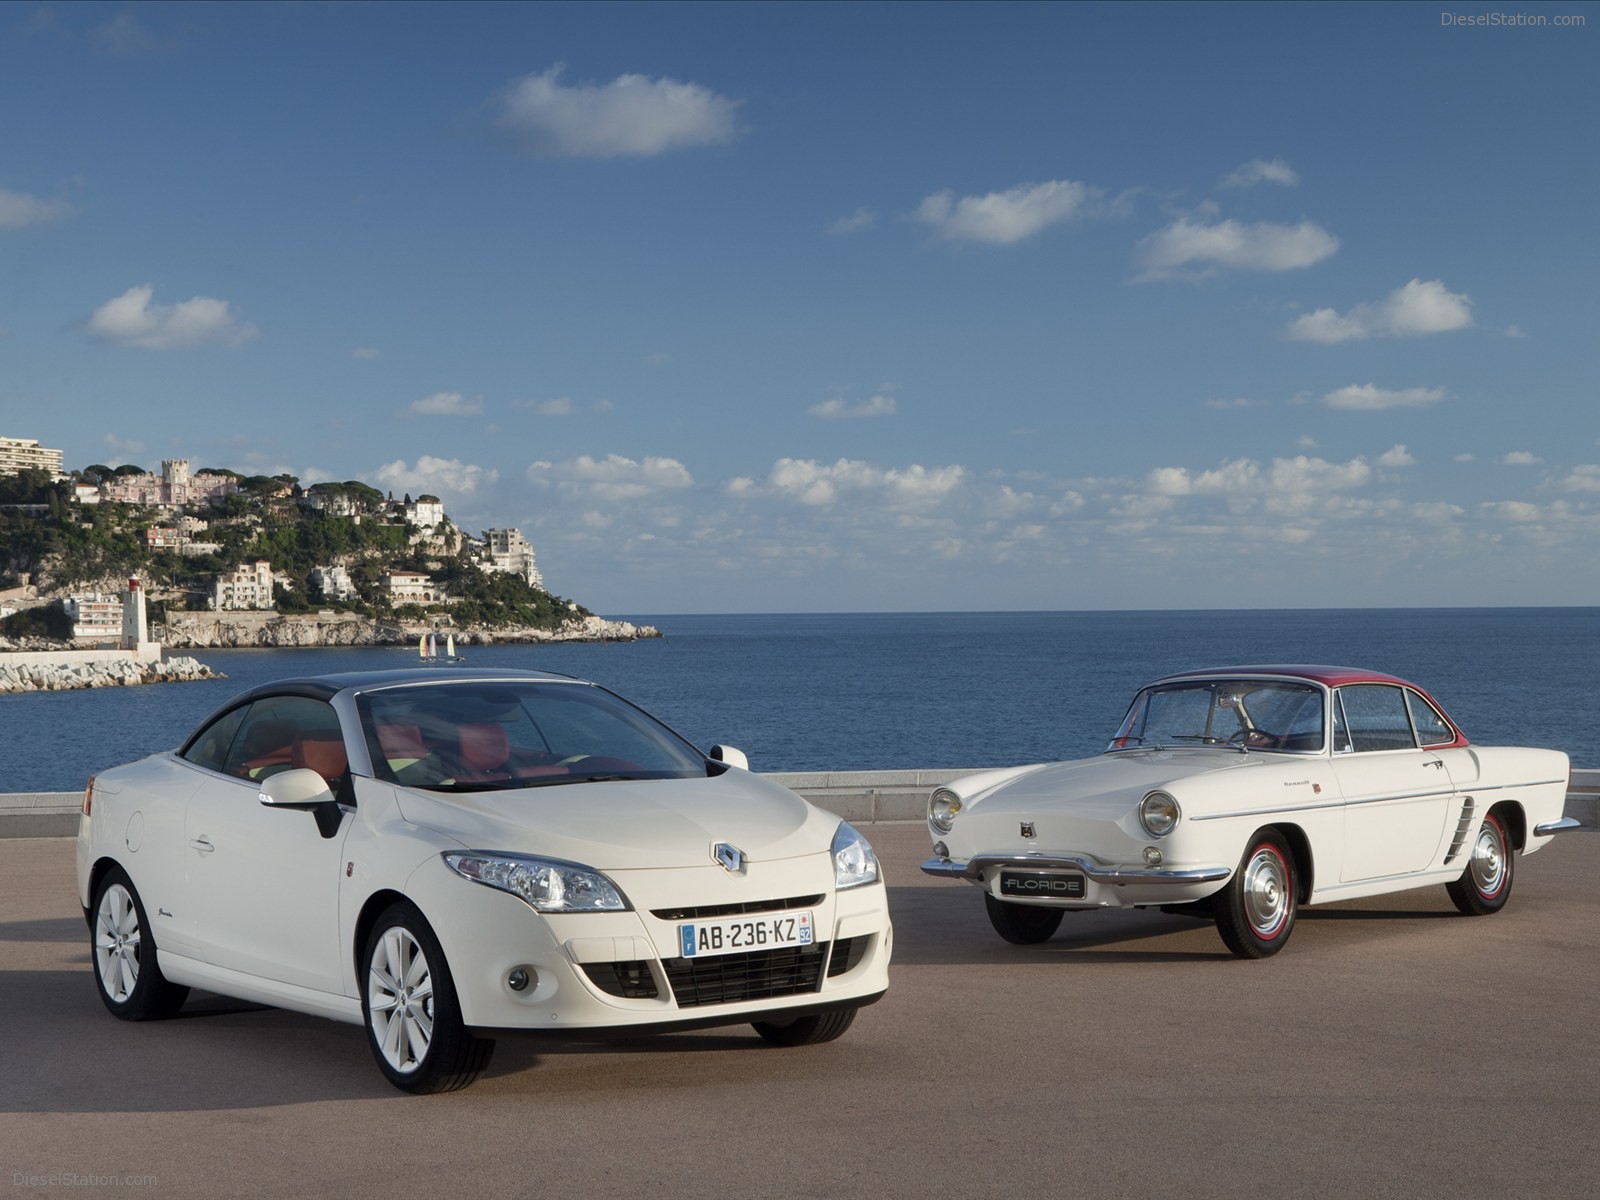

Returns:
0,433,641,650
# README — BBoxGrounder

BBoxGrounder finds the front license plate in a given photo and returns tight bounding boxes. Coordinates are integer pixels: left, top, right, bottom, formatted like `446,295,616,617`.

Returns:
679,911,815,959
998,871,1086,899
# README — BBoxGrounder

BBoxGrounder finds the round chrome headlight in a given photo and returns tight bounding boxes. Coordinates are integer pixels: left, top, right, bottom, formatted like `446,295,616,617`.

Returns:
929,788,962,834
1139,791,1180,838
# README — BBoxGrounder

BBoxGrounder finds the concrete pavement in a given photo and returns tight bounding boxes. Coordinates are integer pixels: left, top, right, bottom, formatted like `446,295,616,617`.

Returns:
3,826,1597,1199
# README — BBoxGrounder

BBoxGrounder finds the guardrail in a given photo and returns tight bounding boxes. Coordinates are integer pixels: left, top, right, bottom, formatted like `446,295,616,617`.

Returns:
4,768,1597,839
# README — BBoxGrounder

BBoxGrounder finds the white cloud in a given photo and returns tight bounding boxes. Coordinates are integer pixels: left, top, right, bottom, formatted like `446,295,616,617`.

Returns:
826,208,877,236
1204,397,1257,410
1135,216,1338,278
1377,444,1416,467
1322,384,1447,412
491,64,741,158
733,458,966,509
0,185,75,229
352,346,380,360
512,396,575,416
1481,500,1541,522
1558,465,1600,492
1499,451,1542,465
527,453,694,502
1454,453,1477,463
915,180,1099,245
86,284,259,350
1147,455,1372,499
1220,158,1301,189
1504,324,1528,339
808,394,897,420
1285,279,1474,342
409,391,482,417
374,456,498,496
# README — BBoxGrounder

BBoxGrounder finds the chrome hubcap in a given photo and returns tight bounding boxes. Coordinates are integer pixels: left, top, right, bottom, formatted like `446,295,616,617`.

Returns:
368,927,435,1073
1242,846,1290,938
95,884,142,1002
1469,823,1506,896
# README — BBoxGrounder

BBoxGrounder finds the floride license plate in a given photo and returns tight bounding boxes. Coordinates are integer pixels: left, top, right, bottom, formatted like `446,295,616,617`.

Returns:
998,871,1086,899
679,911,814,958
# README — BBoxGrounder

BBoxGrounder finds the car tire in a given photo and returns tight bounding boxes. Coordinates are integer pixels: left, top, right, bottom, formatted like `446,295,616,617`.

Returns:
91,865,190,1020
751,1006,858,1046
1446,809,1515,916
983,893,1066,944
1214,829,1297,959
362,901,495,1093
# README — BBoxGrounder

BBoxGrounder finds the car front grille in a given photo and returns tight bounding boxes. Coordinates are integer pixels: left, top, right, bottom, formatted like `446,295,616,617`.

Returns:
583,936,865,1008
650,894,824,921
663,942,829,1008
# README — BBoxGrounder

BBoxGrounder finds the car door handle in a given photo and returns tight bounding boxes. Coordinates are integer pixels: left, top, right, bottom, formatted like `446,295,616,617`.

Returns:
1424,759,1445,770
189,836,215,854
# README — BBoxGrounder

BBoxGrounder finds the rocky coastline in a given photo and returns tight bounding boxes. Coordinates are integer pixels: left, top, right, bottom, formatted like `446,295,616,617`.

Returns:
0,655,222,694
156,612,661,649
0,613,659,693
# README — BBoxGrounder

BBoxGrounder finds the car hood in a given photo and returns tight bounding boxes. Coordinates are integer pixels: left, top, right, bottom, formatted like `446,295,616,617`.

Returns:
390,770,838,871
966,749,1261,816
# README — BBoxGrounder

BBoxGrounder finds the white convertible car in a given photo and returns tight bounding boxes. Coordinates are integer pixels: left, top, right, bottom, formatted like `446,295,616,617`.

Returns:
923,665,1579,958
78,669,892,1091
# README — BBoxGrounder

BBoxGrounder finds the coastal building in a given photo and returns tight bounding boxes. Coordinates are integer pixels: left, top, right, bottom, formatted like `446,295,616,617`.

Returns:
311,564,357,602
141,526,184,551
102,460,239,508
383,570,445,606
65,593,124,640
0,436,65,480
72,483,102,505
483,528,542,587
405,496,445,529
212,560,276,611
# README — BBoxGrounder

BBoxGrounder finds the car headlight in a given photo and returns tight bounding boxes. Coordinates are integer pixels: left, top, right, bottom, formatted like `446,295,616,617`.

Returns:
929,787,962,834
443,851,629,912
1139,791,1181,838
832,822,880,890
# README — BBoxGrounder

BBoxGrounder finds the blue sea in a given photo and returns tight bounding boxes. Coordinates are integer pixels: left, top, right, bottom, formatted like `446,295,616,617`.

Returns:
3,609,1597,793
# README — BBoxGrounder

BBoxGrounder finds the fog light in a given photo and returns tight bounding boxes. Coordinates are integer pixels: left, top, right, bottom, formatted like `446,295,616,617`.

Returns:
1143,846,1164,867
933,841,950,859
508,968,533,992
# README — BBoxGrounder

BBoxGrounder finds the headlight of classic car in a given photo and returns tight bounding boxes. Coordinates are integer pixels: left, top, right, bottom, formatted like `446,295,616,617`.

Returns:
832,822,881,889
928,787,962,834
1139,791,1181,838
443,851,629,912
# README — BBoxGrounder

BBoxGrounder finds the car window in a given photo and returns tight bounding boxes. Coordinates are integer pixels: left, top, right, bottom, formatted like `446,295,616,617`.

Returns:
1406,690,1456,746
221,696,349,787
1334,685,1417,753
358,681,707,789
181,704,249,773
1113,679,1322,751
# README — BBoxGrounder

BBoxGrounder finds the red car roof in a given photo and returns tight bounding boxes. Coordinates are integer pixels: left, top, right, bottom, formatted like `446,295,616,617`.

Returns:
1145,665,1468,746
1150,664,1416,689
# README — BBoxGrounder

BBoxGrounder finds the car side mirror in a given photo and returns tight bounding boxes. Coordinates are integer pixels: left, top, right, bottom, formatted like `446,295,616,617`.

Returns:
709,745,749,771
258,768,345,839
258,768,335,808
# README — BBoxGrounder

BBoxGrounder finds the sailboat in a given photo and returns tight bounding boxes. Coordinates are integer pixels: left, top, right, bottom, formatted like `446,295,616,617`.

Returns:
418,632,465,665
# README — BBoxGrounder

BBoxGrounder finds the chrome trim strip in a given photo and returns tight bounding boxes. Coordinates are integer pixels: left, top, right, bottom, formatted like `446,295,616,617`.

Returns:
1191,799,1344,822
920,854,1231,886
1534,817,1585,836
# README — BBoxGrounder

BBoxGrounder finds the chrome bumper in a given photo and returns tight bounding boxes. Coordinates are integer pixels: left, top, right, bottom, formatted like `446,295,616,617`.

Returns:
1533,817,1586,836
921,853,1232,886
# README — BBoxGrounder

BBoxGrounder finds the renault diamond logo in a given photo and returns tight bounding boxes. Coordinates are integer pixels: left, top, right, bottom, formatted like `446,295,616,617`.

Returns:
713,842,746,873
1020,821,1037,839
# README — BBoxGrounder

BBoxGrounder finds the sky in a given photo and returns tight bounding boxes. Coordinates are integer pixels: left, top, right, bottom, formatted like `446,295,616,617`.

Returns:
1,1,1596,615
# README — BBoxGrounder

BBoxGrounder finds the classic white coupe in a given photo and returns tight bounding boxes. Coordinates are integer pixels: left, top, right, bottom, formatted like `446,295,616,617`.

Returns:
78,669,891,1091
923,665,1579,958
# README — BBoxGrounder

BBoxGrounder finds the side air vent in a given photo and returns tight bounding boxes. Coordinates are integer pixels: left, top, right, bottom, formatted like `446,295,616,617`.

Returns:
1443,797,1476,865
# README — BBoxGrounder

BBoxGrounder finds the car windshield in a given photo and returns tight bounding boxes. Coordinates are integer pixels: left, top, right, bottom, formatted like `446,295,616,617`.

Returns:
1110,679,1325,753
356,680,710,791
